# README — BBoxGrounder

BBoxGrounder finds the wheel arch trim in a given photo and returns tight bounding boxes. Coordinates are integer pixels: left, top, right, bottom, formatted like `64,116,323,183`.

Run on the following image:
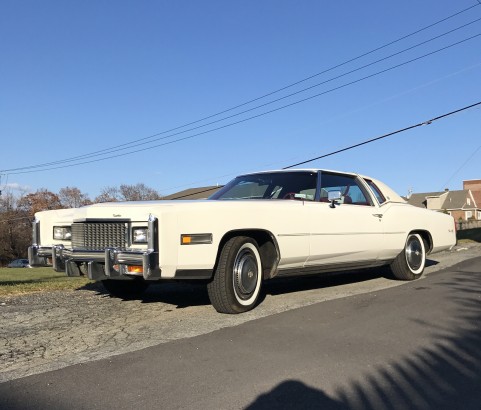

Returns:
410,229,433,254
216,229,281,280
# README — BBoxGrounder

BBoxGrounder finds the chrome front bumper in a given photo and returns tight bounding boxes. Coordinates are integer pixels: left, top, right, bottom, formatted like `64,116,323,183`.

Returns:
28,215,161,281
28,245,53,267
28,244,161,280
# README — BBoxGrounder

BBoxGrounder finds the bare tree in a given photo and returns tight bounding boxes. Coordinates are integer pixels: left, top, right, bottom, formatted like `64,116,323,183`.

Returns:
94,186,121,203
95,184,161,202
0,192,31,264
119,183,161,201
17,189,63,215
59,186,92,208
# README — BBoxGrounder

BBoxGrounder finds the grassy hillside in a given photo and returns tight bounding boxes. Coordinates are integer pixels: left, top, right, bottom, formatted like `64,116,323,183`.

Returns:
0,267,94,297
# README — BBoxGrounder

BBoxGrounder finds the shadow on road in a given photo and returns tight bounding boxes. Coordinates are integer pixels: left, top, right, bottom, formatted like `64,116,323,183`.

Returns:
246,258,481,409
77,262,420,309
75,258,439,310
0,258,480,409
264,268,385,297
246,380,341,409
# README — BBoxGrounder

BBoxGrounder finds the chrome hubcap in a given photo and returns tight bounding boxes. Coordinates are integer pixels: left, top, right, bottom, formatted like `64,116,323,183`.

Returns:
233,248,258,299
406,236,423,271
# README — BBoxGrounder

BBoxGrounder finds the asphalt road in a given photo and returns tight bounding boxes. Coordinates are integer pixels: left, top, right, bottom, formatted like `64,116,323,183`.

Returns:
1,244,480,384
1,251,480,409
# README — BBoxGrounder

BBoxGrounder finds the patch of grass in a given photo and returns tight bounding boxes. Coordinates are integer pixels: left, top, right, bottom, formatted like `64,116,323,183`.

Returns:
0,266,94,297
457,228,481,243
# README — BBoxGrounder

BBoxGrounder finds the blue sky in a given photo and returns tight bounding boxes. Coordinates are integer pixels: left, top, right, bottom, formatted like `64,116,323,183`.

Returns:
1,0,480,199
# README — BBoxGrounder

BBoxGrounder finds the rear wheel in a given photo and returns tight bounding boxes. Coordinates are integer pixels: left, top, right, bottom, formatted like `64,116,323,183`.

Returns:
207,236,262,314
102,278,149,299
390,233,426,280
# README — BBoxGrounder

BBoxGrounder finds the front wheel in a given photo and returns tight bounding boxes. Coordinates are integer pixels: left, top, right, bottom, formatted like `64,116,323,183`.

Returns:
390,233,426,281
207,236,263,314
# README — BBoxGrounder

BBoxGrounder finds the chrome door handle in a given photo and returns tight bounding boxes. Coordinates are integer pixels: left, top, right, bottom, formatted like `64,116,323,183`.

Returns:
372,213,383,218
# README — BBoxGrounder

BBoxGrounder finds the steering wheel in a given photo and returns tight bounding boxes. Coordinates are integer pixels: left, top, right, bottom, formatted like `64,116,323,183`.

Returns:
283,192,297,200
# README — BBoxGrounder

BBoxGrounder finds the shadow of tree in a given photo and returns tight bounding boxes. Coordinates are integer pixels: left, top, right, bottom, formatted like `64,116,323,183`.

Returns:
245,258,481,409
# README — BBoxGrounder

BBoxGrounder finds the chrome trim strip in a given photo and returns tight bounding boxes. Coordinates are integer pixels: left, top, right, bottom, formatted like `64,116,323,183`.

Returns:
174,269,213,279
62,248,105,261
148,214,157,250
315,171,322,202
144,215,161,280
277,259,387,277
277,233,310,237
310,232,384,236
32,218,40,246
280,231,404,237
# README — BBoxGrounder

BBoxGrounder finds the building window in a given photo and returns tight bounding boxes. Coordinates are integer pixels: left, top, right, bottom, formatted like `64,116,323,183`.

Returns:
466,211,473,219
467,198,471,206
478,211,481,220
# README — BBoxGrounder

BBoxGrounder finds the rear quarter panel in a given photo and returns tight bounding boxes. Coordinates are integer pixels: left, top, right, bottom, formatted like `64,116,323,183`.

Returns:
380,203,455,261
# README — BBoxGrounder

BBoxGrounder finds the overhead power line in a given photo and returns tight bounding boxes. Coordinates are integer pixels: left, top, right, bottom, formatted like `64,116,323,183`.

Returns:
170,101,481,199
148,3,480,142
440,143,481,190
283,101,481,169
5,32,481,176
27,18,480,170
2,4,480,174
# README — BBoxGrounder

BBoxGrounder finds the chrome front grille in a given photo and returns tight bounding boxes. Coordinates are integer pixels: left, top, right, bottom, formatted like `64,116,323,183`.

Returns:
72,222,127,250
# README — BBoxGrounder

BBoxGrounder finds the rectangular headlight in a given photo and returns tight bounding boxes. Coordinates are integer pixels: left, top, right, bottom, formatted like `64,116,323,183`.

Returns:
53,226,72,240
132,227,148,244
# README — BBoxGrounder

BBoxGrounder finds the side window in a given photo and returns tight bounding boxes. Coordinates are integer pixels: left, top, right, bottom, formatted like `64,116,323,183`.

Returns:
364,179,386,204
320,173,371,206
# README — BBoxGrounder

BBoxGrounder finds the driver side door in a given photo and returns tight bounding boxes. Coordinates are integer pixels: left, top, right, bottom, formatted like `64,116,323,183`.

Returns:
305,172,384,268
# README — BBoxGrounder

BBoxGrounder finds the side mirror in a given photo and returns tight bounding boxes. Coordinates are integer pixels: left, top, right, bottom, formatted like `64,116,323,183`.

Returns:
328,190,342,208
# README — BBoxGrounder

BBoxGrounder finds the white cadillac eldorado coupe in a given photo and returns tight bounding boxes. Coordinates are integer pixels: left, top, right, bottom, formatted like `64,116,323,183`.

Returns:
29,169,456,313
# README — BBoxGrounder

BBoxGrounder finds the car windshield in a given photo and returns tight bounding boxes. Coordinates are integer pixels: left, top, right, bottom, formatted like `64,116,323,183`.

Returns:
209,172,318,200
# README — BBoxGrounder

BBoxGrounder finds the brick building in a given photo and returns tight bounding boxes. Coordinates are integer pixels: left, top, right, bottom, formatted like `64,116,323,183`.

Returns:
407,179,481,221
